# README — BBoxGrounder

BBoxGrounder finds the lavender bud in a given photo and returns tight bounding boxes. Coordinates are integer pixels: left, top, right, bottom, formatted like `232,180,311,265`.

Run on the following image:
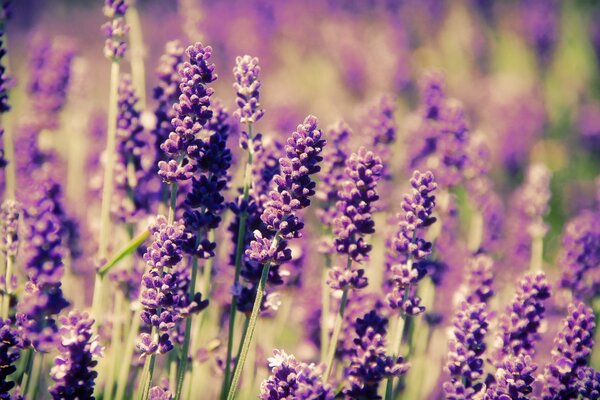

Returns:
233,55,264,124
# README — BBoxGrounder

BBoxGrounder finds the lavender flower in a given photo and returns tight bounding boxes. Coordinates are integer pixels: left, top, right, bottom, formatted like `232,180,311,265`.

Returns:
27,36,76,130
113,73,154,222
492,272,551,365
153,40,185,168
0,27,9,114
443,301,488,398
344,310,409,398
520,0,558,66
102,0,128,61
49,311,103,400
259,350,334,400
158,42,216,184
0,318,21,398
233,55,265,124
0,200,20,257
363,95,396,183
558,209,600,301
137,216,208,356
484,354,537,400
456,254,494,305
149,385,173,400
16,181,69,351
541,302,596,400
386,170,437,316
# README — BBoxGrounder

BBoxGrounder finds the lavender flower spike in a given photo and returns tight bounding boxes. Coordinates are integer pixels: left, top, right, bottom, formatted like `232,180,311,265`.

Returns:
484,354,537,400
233,55,264,124
0,318,22,398
542,302,596,400
492,271,551,365
49,311,103,400
102,0,129,61
259,350,334,400
0,200,20,258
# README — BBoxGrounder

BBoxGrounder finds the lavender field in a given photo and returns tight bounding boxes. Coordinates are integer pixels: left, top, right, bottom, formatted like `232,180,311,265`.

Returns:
0,0,599,399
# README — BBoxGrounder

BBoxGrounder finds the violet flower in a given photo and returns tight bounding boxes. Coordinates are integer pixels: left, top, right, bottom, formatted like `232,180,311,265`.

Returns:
0,200,20,258
158,42,216,184
542,302,597,400
0,318,22,398
456,253,494,305
49,311,103,400
363,95,396,184
102,0,129,61
233,55,265,125
0,24,9,114
484,354,537,400
259,349,334,400
520,0,559,67
137,216,208,356
386,170,437,316
558,209,600,301
16,181,69,352
492,271,551,365
344,310,409,398
443,301,489,398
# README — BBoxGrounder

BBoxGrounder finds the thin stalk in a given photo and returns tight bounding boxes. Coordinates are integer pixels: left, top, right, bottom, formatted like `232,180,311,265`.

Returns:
2,254,13,318
25,353,43,400
98,229,150,277
467,210,483,253
231,315,250,380
126,4,146,109
385,290,409,400
19,349,33,393
221,123,254,398
320,254,332,363
92,60,121,325
175,232,202,400
169,354,177,395
530,234,543,271
115,309,142,400
2,115,15,199
323,256,352,381
104,289,124,400
226,261,271,400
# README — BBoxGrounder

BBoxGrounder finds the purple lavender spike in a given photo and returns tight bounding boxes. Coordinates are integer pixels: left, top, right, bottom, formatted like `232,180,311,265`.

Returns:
484,354,537,400
102,0,129,61
542,302,596,400
259,350,334,400
0,200,19,258
0,318,22,397
49,311,103,400
233,55,265,125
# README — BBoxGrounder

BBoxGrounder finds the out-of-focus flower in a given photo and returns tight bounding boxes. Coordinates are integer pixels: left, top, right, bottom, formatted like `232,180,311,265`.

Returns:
49,311,103,400
492,272,551,365
233,55,265,125
455,254,494,306
344,310,409,398
0,318,22,398
520,0,559,66
0,200,20,258
484,354,537,400
541,302,596,400
559,208,600,301
102,0,129,61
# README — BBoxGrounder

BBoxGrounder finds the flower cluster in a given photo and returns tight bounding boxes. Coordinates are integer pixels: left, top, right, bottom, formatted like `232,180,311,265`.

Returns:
344,310,409,398
233,55,265,125
102,0,129,61
158,42,217,183
49,312,103,400
559,208,600,301
17,181,69,352
492,271,551,365
0,25,9,114
137,216,209,356
484,354,537,400
386,170,437,316
0,199,20,258
457,254,495,305
443,301,489,398
259,350,333,400
0,318,22,398
542,302,597,400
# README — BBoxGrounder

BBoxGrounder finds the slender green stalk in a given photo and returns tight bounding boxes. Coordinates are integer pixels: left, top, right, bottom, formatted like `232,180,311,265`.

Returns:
226,262,271,400
323,256,352,381
175,233,202,400
2,114,15,200
169,354,177,395
530,234,543,271
467,210,483,253
19,349,33,394
2,254,14,318
385,296,408,400
98,229,150,277
221,123,254,398
25,353,43,400
104,290,124,400
115,309,142,400
320,254,332,363
126,4,146,109
92,60,121,325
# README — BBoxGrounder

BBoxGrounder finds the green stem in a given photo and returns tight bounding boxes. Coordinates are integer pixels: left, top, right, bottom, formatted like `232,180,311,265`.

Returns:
126,4,146,109
2,114,15,200
221,123,254,399
320,254,332,363
530,234,543,271
25,353,43,400
115,309,142,400
98,229,150,277
104,290,124,400
92,60,121,326
226,262,271,400
323,256,352,381
385,312,407,400
467,210,483,253
2,254,13,319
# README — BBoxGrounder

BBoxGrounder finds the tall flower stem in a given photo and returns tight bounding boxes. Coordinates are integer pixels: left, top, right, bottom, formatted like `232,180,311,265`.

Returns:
2,115,15,199
104,289,124,400
114,308,142,400
1,254,13,318
222,123,254,397
25,353,44,400
92,60,121,325
226,261,272,400
530,235,543,271
320,254,332,363
126,3,146,109
385,285,409,400
324,255,352,381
